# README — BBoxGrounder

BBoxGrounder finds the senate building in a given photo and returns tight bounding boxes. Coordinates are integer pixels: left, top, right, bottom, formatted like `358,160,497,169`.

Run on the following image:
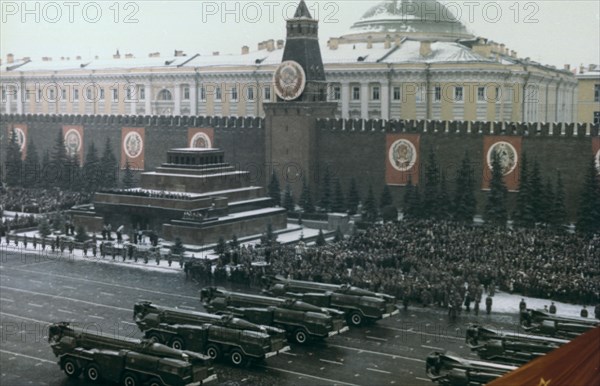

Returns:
0,0,595,124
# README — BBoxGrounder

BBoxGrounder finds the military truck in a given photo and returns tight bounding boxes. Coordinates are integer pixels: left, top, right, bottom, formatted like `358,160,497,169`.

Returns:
48,322,216,386
133,302,290,365
426,351,517,386
200,287,348,344
520,308,599,338
262,276,398,326
466,324,568,365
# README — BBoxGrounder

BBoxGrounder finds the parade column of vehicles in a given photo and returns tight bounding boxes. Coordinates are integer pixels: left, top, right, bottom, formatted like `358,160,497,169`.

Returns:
200,287,349,344
261,275,399,326
48,322,216,386
427,310,599,385
133,301,290,366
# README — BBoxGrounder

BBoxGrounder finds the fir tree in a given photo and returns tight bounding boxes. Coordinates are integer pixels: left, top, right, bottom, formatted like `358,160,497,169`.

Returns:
529,160,544,224
299,177,315,213
513,153,534,227
436,172,451,220
122,159,135,189
268,170,281,207
333,226,344,243
453,152,476,223
38,216,51,238
68,153,83,192
315,229,326,246
5,128,22,187
346,178,360,215
40,150,51,189
101,137,118,189
484,150,508,227
380,185,393,209
75,224,89,242
319,168,332,212
540,177,554,224
229,235,239,250
215,236,227,256
422,150,440,218
403,176,422,220
51,129,69,189
23,138,39,188
362,185,378,222
332,178,345,213
171,237,185,256
283,184,295,212
551,172,567,228
83,141,101,192
576,157,600,234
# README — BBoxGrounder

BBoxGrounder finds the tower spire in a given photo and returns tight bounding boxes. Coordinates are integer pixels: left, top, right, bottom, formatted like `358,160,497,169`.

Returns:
294,0,313,19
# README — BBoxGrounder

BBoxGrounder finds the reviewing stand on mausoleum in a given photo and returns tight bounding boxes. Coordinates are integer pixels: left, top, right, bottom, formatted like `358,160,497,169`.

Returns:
72,147,286,245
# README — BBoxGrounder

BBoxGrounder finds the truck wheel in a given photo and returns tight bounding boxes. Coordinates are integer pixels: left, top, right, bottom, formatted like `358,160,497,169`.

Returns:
206,344,221,360
63,358,81,378
148,377,164,386
147,332,162,343
230,348,246,366
84,364,101,383
294,329,308,344
348,311,363,326
170,336,185,350
121,371,139,386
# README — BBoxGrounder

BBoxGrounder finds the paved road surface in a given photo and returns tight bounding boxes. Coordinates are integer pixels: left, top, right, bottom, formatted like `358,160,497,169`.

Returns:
0,249,523,386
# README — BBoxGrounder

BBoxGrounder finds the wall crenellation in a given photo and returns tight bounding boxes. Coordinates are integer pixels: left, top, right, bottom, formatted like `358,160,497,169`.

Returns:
316,118,600,137
0,114,265,130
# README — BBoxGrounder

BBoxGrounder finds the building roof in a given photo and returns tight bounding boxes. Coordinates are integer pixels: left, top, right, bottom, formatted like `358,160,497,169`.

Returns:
346,0,472,40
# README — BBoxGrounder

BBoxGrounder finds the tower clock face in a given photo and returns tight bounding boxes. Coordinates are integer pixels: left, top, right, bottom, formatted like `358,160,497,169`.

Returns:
274,60,306,101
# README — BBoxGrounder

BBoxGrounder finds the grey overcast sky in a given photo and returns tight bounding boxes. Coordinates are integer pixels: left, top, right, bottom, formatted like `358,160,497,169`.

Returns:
1,0,598,68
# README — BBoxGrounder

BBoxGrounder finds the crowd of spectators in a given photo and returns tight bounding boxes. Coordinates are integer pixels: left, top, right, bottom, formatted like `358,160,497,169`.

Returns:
99,189,195,200
0,187,91,214
203,220,599,307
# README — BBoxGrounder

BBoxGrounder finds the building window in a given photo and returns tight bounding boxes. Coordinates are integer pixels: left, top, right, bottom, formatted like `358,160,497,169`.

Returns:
332,86,341,101
1,86,5,100
454,86,463,102
113,89,119,101
200,86,206,101
393,87,401,101
247,86,254,101
25,89,31,101
37,89,42,101
371,86,380,101
139,86,145,100
49,88,56,100
231,86,238,101
86,88,93,100
99,89,105,101
126,88,132,100
495,87,501,103
477,86,486,102
594,111,600,125
61,88,67,100
352,86,360,100
215,86,222,101
73,89,79,101
264,86,271,101
157,89,171,101
434,86,441,102
183,86,190,100
594,84,600,102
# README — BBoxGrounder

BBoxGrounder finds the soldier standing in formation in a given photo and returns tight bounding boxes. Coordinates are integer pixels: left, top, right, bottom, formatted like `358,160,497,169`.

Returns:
549,302,557,314
519,298,527,312
580,306,588,318
485,295,493,315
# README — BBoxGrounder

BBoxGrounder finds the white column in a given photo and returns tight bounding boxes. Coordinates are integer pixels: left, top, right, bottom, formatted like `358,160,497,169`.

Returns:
16,84,23,114
129,85,137,115
190,82,197,116
381,82,390,120
360,82,369,119
5,86,12,114
173,83,181,115
145,82,152,115
341,82,350,119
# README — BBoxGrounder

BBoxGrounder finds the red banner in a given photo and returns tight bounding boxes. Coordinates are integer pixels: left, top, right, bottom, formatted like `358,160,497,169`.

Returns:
121,127,145,170
386,134,420,186
188,127,214,149
593,137,600,175
6,123,28,160
63,125,84,165
482,136,522,191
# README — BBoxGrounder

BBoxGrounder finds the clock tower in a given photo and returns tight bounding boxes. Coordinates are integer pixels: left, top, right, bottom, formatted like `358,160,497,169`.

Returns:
264,0,337,198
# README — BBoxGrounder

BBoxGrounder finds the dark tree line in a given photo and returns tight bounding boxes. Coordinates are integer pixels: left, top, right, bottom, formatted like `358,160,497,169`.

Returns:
2,128,130,192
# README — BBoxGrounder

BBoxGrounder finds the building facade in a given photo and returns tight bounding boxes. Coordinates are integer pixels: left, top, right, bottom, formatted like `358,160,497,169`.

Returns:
0,0,580,123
